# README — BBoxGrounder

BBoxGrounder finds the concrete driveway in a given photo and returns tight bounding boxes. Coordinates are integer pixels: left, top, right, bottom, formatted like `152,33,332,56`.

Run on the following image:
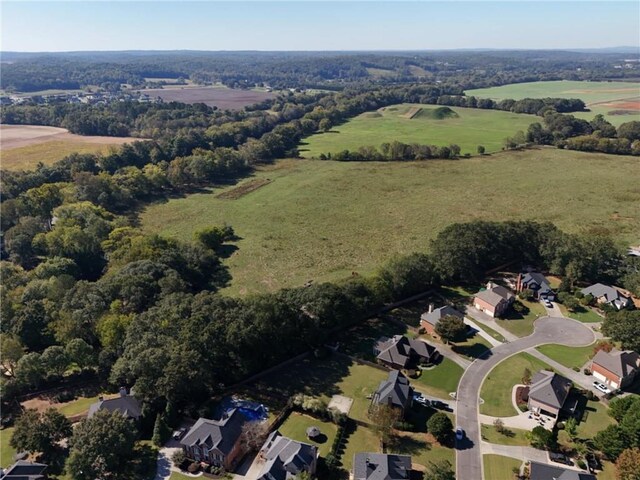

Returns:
455,316,595,480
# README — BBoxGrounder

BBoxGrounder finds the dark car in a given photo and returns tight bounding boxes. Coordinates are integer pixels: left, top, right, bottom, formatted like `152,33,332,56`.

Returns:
549,452,573,466
430,400,450,410
585,453,602,472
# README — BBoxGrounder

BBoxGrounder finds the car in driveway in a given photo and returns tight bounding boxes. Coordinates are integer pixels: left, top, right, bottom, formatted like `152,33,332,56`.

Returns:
455,427,464,441
543,299,553,308
593,381,611,394
172,427,187,440
412,393,430,407
549,452,573,466
430,400,449,410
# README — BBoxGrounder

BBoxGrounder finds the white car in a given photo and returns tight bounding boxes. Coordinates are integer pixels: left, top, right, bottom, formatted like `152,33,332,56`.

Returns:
544,300,553,308
593,381,611,394
455,427,464,441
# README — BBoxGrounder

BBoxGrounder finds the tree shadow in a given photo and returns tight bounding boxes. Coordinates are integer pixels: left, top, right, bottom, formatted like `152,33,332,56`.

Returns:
216,243,239,259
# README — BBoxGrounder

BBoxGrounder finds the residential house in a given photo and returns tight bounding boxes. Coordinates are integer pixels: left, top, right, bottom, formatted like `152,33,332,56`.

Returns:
373,335,439,370
529,461,596,480
0,461,47,480
473,282,515,318
580,283,632,310
352,453,411,480
87,387,142,420
180,409,247,471
591,349,640,389
527,370,572,419
516,272,556,300
256,430,317,480
420,304,465,339
370,371,413,418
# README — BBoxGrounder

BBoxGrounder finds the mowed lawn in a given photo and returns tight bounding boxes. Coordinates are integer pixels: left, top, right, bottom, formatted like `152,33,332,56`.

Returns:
495,300,547,338
413,357,464,400
536,343,596,370
341,425,380,472
278,412,337,457
480,352,552,417
480,424,530,446
483,454,522,479
300,104,537,157
466,80,640,126
0,428,16,468
141,149,640,296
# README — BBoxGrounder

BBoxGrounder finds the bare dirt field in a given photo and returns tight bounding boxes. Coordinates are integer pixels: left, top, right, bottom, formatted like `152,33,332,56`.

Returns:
216,178,272,199
135,86,274,109
1,124,143,170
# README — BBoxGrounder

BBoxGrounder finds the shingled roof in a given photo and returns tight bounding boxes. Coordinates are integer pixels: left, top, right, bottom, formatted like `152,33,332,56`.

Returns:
372,370,413,410
420,305,464,327
181,409,247,457
353,452,411,480
87,390,142,420
581,283,631,309
375,335,438,368
592,349,640,379
529,371,572,409
475,284,514,307
1,460,47,480
529,461,596,480
257,430,317,480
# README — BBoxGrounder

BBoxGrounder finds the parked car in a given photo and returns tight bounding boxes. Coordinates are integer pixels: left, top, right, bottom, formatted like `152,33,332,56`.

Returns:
593,381,611,394
585,453,602,472
172,427,187,440
549,452,573,466
412,393,430,407
544,300,553,308
431,400,449,410
455,427,464,441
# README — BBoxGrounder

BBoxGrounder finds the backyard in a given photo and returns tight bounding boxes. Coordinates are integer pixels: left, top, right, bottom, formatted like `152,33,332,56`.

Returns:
340,424,380,472
389,431,455,472
278,412,338,457
480,352,552,417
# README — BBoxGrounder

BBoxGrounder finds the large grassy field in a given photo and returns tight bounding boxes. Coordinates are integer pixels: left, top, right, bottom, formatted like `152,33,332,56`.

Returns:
466,80,640,126
300,104,537,157
141,149,640,296
1,140,122,171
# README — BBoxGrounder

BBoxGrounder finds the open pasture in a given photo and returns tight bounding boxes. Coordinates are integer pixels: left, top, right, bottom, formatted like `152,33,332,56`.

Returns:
1,124,141,170
300,104,537,157
466,80,640,125
141,148,640,296
134,85,273,109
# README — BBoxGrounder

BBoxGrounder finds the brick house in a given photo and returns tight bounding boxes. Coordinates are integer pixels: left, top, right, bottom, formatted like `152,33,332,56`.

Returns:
180,409,247,471
473,282,515,318
373,335,439,369
591,349,640,389
420,304,464,339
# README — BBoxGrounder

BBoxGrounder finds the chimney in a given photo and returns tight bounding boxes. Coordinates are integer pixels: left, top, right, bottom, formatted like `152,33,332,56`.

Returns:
98,395,104,401
428,303,434,313
119,386,128,397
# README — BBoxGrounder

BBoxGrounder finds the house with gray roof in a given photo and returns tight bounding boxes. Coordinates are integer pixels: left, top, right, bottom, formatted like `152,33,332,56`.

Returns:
373,335,439,370
473,282,515,318
256,430,317,480
370,371,413,417
591,349,640,389
517,272,556,300
420,304,465,339
180,409,247,471
581,283,632,310
0,461,47,480
87,387,141,420
353,452,411,480
527,370,572,418
529,461,596,480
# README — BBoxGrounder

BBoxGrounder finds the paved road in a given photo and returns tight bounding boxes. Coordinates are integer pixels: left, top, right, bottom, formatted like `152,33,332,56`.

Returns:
455,316,595,480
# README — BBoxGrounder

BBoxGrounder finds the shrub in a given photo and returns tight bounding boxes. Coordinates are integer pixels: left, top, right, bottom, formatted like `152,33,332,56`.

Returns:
395,421,414,432
427,412,453,443
171,450,186,467
577,459,587,470
572,366,580,372
518,404,529,413
187,462,200,474
584,368,592,375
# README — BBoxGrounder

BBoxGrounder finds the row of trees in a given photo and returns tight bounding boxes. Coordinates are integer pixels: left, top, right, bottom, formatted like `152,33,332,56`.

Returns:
319,141,462,161
435,94,586,115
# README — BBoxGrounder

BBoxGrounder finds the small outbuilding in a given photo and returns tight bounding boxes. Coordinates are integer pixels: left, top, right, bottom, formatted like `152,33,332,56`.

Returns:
306,426,321,439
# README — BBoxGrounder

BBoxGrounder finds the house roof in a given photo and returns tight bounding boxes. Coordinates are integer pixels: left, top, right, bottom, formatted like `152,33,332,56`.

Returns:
372,370,413,409
1,460,47,480
257,430,317,480
592,349,640,379
420,305,464,327
474,285,513,308
529,461,596,480
529,371,572,409
376,335,437,368
581,283,630,308
181,409,247,456
87,394,142,419
353,452,411,480
522,272,550,289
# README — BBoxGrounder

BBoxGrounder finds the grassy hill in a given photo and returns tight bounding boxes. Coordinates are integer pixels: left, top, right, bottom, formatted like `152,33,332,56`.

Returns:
141,148,640,296
299,104,537,158
466,80,640,126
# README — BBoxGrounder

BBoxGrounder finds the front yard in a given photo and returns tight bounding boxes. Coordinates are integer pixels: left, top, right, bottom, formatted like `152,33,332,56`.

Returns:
388,431,455,472
480,352,552,417
413,357,464,400
480,424,530,446
278,412,337,457
495,300,546,337
558,304,603,323
483,454,521,479
536,343,595,370
450,331,492,360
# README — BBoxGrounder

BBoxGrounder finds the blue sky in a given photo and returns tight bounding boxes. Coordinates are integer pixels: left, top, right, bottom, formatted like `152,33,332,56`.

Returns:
2,1,639,52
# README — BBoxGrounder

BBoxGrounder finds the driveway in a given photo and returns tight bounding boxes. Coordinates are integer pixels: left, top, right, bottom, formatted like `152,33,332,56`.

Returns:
455,316,595,480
